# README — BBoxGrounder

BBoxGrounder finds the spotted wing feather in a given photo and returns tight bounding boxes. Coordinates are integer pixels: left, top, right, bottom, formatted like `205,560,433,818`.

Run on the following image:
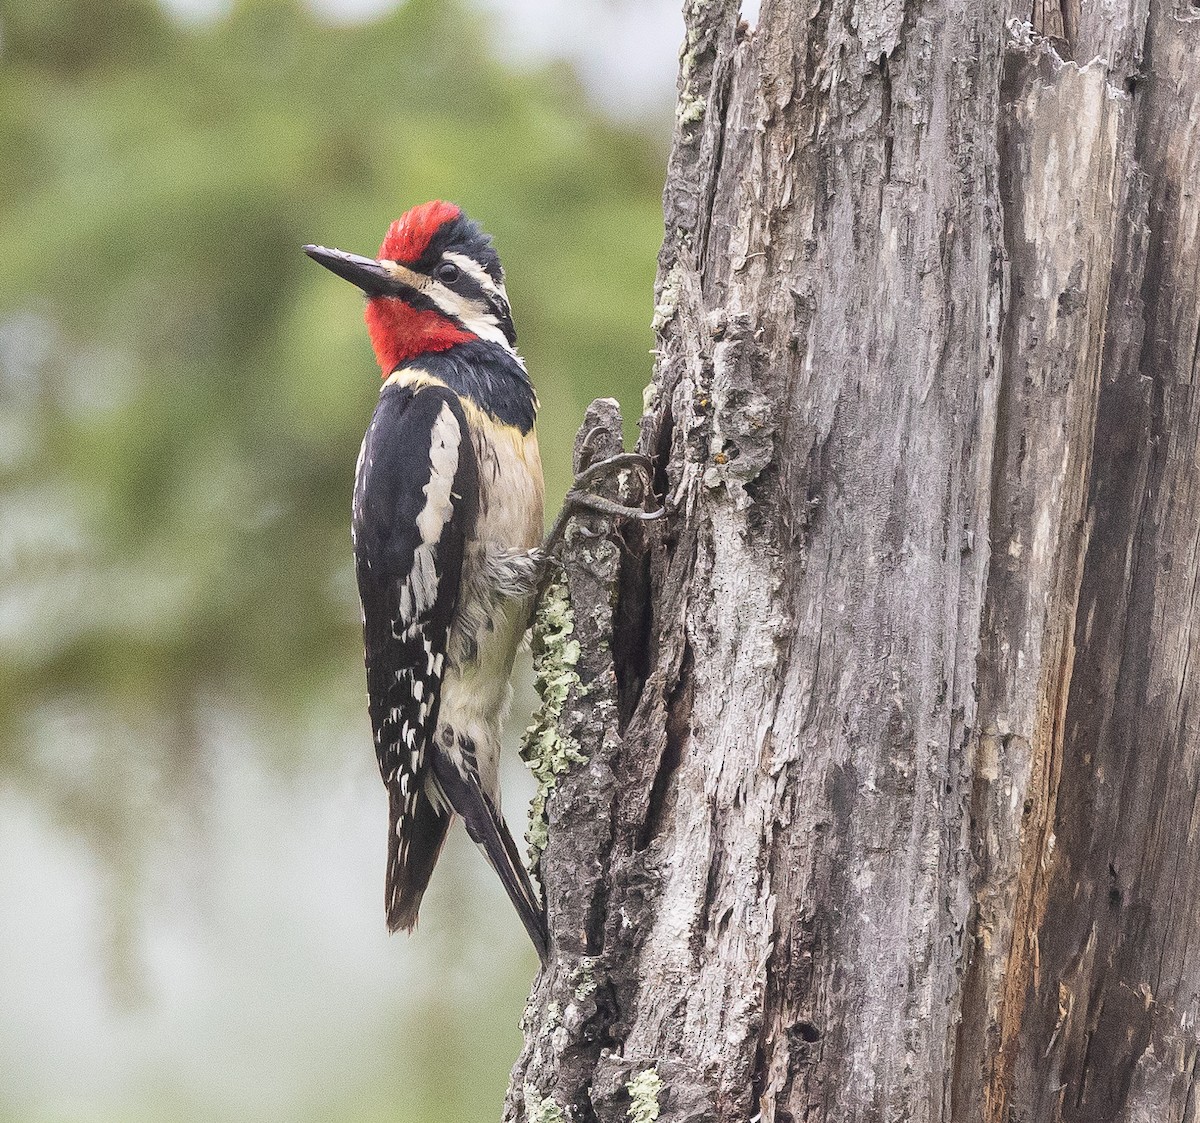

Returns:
352,381,478,932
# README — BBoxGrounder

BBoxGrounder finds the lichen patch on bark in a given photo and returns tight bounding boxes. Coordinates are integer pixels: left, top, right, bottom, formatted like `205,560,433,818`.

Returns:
521,574,586,865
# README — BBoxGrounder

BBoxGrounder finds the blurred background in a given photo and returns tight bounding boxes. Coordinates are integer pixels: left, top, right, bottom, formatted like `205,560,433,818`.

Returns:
0,0,680,1118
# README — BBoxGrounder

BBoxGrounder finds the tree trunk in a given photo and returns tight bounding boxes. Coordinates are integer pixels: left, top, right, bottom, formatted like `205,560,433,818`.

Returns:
508,3,1200,1121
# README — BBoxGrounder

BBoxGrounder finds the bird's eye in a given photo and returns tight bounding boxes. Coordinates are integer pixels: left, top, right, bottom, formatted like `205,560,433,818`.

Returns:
435,262,461,284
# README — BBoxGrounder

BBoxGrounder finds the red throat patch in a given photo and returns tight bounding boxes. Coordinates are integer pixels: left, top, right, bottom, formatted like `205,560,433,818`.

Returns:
365,297,473,375
379,200,462,264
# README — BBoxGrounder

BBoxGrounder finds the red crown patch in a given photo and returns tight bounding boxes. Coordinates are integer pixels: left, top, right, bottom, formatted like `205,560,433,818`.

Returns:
379,200,461,264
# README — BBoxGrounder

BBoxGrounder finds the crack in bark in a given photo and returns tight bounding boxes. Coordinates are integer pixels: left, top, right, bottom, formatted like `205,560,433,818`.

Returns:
637,639,692,852
613,532,655,734
879,52,893,185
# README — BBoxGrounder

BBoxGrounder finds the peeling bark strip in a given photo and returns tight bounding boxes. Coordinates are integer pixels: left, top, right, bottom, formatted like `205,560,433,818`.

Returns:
508,3,1200,1122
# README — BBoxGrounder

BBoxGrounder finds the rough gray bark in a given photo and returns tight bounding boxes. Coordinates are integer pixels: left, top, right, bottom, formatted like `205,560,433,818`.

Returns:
507,3,1200,1121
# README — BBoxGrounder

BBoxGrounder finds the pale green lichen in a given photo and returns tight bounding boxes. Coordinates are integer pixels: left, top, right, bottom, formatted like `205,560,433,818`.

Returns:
573,959,598,1001
522,575,587,863
642,379,659,415
677,92,707,125
524,1085,565,1123
675,0,717,126
626,1069,664,1123
651,261,685,333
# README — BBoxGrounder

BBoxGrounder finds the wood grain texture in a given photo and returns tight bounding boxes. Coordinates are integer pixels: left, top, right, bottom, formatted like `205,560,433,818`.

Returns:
507,3,1200,1120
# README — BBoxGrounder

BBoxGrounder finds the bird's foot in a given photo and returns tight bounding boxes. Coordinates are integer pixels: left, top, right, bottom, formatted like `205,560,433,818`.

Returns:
542,452,663,558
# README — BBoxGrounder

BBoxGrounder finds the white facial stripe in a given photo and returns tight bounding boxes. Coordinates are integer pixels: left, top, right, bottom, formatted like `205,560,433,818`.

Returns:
380,254,509,309
380,254,514,353
379,260,424,288
424,284,515,353
444,252,509,304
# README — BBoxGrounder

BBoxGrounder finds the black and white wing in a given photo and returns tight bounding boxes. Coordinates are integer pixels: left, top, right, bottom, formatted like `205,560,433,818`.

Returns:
352,381,478,932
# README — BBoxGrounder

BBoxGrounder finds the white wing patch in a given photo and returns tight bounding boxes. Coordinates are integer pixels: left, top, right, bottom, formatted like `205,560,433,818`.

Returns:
351,429,371,550
398,547,438,622
396,403,461,621
418,403,461,544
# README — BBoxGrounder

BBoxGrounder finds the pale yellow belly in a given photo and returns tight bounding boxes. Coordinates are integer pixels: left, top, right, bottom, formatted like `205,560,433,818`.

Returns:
470,421,544,550
438,420,544,804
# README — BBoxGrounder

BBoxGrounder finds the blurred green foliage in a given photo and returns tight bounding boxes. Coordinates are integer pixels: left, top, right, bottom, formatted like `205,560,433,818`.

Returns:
0,0,666,1117
0,0,663,753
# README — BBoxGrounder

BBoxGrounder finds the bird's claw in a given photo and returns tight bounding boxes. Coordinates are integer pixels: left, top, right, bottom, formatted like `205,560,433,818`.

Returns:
561,491,665,521
542,452,663,557
570,452,654,494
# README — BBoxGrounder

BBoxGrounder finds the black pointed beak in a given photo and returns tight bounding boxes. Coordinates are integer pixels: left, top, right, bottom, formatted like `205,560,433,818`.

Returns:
303,244,395,297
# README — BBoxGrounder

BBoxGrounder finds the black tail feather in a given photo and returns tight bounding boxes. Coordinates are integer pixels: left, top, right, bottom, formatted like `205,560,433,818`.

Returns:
385,786,452,933
432,753,550,964
480,799,550,965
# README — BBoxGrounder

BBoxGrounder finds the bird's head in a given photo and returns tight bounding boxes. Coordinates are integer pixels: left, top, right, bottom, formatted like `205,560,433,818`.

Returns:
305,201,517,376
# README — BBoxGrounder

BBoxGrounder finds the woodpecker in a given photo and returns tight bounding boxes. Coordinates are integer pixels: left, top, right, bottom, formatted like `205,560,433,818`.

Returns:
305,202,550,961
